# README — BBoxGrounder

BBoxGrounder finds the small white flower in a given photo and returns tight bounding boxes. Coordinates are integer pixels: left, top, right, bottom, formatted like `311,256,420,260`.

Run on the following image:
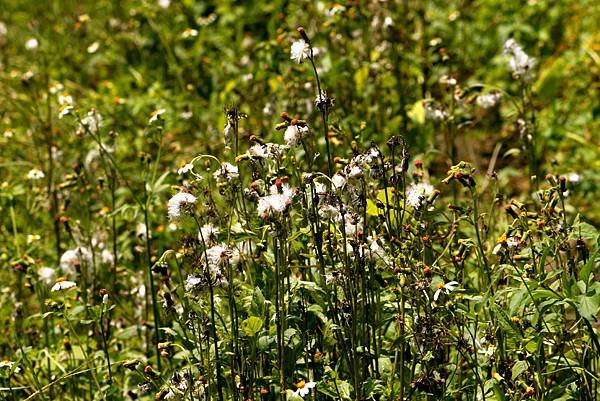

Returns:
25,38,39,50
185,274,203,293
290,39,310,64
178,163,194,175
476,92,502,109
87,41,100,53
506,237,520,248
182,28,198,39
51,280,77,292
383,16,394,28
433,280,459,301
503,39,536,81
149,108,166,124
49,82,64,94
439,75,457,86
58,92,74,118
79,109,103,134
101,249,114,265
567,172,581,183
157,0,170,8
293,381,317,399
0,360,20,373
167,192,197,221
0,22,7,38
58,92,73,106
406,182,435,209
199,223,220,245
424,103,449,122
257,194,291,219
27,168,45,180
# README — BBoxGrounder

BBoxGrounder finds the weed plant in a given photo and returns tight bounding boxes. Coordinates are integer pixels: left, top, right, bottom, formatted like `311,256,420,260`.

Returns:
0,1,599,401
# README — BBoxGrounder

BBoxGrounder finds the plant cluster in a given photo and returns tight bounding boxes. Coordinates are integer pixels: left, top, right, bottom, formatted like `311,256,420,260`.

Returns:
0,1,599,401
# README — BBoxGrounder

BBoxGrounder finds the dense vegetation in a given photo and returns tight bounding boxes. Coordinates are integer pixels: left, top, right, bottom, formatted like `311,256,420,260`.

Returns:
1,1,599,400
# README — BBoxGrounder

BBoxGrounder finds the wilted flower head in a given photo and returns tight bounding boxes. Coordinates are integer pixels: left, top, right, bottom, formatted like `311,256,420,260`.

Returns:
331,173,347,192
257,183,295,219
476,92,502,109
424,103,449,122
79,109,103,134
60,247,93,276
38,267,56,285
290,39,310,64
406,182,435,209
199,223,220,246
167,191,197,221
284,124,308,146
197,244,240,287
503,38,536,81
213,162,239,183
315,90,335,111
185,274,203,293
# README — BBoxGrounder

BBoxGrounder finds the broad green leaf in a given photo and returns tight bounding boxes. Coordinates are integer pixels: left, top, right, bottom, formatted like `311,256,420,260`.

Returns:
241,316,263,337
576,292,600,321
408,100,426,125
512,360,528,381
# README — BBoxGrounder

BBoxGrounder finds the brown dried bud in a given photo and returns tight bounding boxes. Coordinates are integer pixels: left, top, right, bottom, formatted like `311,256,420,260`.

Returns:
297,26,309,42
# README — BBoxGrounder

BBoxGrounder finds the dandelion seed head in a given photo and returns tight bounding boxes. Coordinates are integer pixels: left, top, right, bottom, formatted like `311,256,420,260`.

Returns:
213,162,239,183
60,247,93,276
167,192,197,221
406,182,435,209
290,39,310,64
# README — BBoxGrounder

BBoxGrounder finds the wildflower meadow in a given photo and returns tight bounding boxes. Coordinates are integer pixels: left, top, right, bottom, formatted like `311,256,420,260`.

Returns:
1,1,599,400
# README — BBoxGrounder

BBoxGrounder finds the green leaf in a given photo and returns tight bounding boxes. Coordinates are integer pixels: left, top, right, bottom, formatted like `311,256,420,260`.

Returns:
576,292,600,321
511,360,528,381
408,100,426,125
354,65,369,93
241,316,263,337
